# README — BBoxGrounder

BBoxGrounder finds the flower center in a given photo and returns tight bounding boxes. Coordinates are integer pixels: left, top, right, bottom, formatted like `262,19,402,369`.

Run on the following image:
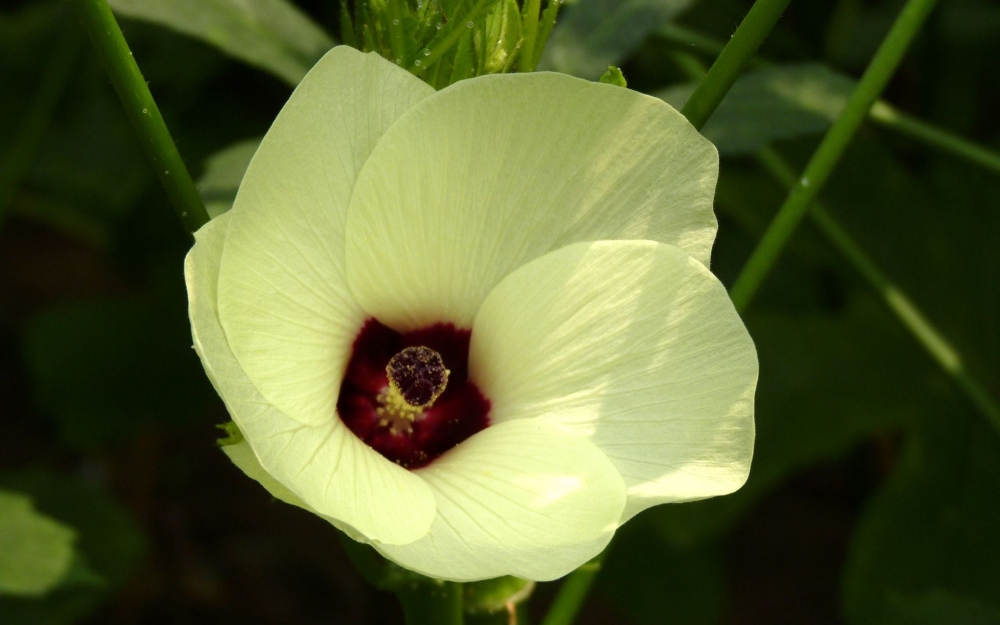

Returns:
374,346,449,436
337,320,490,469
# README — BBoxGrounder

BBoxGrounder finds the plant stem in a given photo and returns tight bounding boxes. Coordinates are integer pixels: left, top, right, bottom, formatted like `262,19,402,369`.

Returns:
531,0,562,72
755,147,1000,430
658,22,1000,179
518,0,541,73
387,0,409,66
680,0,792,130
867,101,1000,175
728,0,938,312
72,0,209,235
396,581,464,625
538,554,604,625
0,16,82,229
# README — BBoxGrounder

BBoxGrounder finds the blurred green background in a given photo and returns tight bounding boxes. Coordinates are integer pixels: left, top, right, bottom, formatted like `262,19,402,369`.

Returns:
1,0,999,623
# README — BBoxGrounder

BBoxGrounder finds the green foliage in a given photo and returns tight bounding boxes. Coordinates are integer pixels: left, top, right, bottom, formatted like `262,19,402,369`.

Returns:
0,491,77,597
197,137,261,218
0,472,145,624
107,0,335,85
540,0,698,79
842,413,1000,624
657,63,855,154
479,0,523,74
339,0,562,87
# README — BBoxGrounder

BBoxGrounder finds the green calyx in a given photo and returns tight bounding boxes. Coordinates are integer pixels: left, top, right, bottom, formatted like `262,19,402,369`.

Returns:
599,66,627,88
215,421,244,446
340,0,564,89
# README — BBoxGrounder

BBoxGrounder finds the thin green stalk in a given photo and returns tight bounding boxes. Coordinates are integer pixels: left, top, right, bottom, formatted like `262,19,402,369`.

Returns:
411,0,498,73
518,0,541,73
396,581,464,625
531,0,562,71
868,101,1000,175
658,22,1000,179
72,0,209,235
657,22,730,59
756,147,1000,430
386,0,409,65
0,17,82,228
538,553,604,625
680,0,792,130
728,0,938,312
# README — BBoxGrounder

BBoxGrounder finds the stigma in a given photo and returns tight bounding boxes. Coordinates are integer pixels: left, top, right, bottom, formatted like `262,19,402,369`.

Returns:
337,320,490,469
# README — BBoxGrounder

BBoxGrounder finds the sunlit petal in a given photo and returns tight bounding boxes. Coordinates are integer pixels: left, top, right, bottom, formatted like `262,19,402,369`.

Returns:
470,240,756,521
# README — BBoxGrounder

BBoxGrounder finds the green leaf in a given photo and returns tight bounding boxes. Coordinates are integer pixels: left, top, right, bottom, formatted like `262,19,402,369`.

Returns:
841,411,1000,624
0,491,76,597
655,64,856,154
481,0,523,74
449,28,477,85
0,471,144,624
539,0,698,79
106,0,335,85
598,65,626,87
198,137,261,219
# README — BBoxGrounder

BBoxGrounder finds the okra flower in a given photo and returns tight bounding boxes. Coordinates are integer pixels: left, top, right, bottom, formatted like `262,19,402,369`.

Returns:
185,47,756,582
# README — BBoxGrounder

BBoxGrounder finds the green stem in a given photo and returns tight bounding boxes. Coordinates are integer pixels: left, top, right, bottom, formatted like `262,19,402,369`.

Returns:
680,0,792,130
658,23,1000,179
0,16,82,228
518,0,541,73
531,0,562,72
755,147,1000,430
72,0,209,235
387,0,409,66
396,581,464,625
728,0,938,312
538,553,605,625
868,101,1000,175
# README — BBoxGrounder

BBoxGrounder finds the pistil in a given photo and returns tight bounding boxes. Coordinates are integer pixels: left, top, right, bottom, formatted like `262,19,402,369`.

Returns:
376,346,450,436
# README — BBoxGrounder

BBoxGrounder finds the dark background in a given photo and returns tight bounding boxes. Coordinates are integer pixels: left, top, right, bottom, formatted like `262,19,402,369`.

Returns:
1,0,999,623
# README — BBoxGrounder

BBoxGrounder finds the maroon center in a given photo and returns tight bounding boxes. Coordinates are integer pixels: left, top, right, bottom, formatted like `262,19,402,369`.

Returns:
337,319,491,469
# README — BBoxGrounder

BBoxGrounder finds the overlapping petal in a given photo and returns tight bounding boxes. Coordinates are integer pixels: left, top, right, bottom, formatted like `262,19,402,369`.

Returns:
186,212,435,545
215,47,435,426
344,72,719,331
469,241,756,522
373,419,626,581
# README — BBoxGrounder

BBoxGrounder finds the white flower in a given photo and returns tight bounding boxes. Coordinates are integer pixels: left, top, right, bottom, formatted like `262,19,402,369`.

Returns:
185,46,757,582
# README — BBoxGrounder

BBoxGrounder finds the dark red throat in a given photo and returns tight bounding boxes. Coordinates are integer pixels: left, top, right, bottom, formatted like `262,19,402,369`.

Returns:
337,319,491,469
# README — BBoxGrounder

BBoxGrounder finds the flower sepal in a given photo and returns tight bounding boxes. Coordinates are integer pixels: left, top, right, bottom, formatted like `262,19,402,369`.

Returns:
214,421,243,447
338,533,533,623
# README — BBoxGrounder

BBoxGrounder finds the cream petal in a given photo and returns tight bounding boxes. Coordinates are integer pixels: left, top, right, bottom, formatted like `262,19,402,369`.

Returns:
469,240,757,522
345,71,718,331
221,439,367,543
216,46,435,426
373,419,626,582
186,212,435,545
